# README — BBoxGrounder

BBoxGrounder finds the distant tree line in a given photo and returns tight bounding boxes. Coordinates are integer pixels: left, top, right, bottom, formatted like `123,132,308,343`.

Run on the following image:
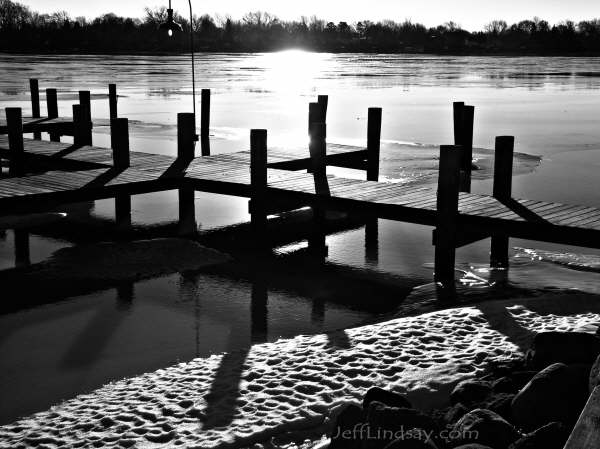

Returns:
1,0,600,54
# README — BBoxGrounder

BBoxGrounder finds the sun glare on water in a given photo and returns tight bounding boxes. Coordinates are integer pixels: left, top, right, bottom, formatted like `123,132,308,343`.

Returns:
261,49,327,94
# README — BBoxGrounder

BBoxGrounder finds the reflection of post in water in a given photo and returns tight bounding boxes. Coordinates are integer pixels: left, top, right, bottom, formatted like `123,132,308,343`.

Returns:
179,271,202,356
14,229,30,267
116,281,134,310
251,273,268,344
365,218,379,265
311,298,325,325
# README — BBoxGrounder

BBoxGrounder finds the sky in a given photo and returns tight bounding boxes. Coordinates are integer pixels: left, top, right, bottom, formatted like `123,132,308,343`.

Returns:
17,0,600,31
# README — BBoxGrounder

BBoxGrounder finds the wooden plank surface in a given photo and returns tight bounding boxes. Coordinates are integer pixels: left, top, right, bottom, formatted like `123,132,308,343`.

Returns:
564,386,600,449
1,135,600,249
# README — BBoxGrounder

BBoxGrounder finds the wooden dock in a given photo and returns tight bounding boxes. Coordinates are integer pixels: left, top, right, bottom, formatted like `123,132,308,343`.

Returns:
1,79,600,286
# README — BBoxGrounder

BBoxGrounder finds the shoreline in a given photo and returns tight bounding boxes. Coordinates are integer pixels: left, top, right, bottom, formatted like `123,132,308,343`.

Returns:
1,291,599,447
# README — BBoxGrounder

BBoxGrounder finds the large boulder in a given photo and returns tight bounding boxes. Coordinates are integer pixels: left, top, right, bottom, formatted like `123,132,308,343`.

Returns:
450,380,493,405
493,372,538,394
366,402,439,449
589,354,600,393
530,332,600,368
364,387,412,410
453,409,521,449
481,393,515,422
329,403,364,449
508,422,568,449
443,403,469,426
511,363,590,431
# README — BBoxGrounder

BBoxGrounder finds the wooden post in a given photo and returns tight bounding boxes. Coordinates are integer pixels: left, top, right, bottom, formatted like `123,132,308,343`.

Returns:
318,95,328,121
308,122,329,258
110,118,130,169
178,186,197,236
459,105,475,192
309,122,329,195
72,104,83,147
308,102,324,134
250,129,268,240
46,88,59,142
201,88,210,141
490,136,515,268
434,145,461,285
367,107,382,181
78,90,92,146
177,112,196,159
108,84,118,120
6,108,25,176
453,101,464,146
30,79,41,140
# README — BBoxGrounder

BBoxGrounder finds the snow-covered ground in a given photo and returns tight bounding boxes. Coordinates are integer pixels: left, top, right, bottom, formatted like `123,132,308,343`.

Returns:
1,293,599,449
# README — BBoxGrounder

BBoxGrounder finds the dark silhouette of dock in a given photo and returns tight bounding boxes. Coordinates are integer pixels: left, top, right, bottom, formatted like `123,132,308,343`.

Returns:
1,79,600,290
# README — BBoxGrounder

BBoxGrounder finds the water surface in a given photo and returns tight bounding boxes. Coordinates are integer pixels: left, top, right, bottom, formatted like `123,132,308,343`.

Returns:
0,52,599,423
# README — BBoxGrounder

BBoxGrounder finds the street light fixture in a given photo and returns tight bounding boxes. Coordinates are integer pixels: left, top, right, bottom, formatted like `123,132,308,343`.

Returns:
159,0,197,129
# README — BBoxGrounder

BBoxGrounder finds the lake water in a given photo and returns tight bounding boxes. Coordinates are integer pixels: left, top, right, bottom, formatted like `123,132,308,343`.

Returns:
0,52,599,424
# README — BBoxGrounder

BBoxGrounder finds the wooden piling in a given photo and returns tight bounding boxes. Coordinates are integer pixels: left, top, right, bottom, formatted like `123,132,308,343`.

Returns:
30,79,41,140
308,102,324,134
434,145,461,285
250,129,268,237
490,136,515,268
46,88,58,118
108,84,118,120
78,90,92,146
367,107,382,181
309,122,329,194
318,95,328,120
46,88,59,142
453,102,464,146
459,105,475,192
110,118,130,169
72,104,83,147
6,108,25,176
308,122,329,258
177,112,196,159
201,88,210,142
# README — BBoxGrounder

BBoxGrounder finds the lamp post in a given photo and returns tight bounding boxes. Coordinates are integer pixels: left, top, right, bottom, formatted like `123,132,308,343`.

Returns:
159,0,197,131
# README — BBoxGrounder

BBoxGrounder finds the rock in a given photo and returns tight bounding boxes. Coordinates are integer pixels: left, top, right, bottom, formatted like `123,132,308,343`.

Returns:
450,380,493,405
493,372,538,394
511,363,591,431
482,393,514,422
444,403,469,425
363,387,412,410
329,403,364,449
508,422,568,449
589,354,600,393
530,332,600,368
453,409,521,449
366,402,439,449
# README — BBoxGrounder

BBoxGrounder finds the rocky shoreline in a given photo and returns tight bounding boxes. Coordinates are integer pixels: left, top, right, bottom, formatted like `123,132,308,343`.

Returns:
329,330,600,449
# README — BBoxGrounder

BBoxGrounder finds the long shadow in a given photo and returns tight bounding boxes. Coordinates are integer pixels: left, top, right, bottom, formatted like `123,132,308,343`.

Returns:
499,198,549,224
159,157,192,179
60,282,134,368
201,273,267,430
